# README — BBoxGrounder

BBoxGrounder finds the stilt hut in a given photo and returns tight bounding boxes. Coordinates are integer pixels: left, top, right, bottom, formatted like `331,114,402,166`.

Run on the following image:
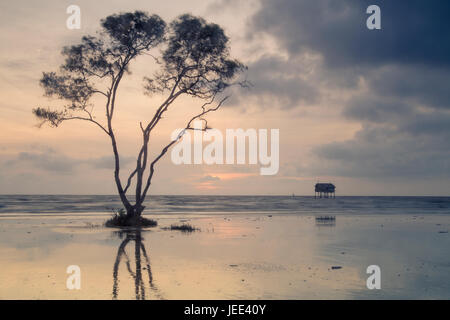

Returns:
315,183,336,198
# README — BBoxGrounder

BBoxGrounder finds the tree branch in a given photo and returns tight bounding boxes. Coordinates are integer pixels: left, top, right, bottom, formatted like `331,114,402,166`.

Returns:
139,95,228,202
60,116,110,136
123,168,138,194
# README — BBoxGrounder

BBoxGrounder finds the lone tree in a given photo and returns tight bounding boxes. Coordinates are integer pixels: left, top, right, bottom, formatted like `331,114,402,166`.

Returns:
33,11,246,225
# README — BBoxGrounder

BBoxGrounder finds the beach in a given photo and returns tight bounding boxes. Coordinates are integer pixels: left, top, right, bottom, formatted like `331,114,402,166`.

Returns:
0,196,449,299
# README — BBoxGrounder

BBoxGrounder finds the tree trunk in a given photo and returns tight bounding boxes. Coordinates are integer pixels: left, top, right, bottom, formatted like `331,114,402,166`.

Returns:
126,203,145,220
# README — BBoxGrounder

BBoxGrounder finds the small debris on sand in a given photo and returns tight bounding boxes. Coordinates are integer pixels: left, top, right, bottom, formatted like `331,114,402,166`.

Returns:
331,266,342,270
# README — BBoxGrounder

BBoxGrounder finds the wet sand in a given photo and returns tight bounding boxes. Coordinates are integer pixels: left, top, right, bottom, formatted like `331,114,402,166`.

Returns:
0,213,449,299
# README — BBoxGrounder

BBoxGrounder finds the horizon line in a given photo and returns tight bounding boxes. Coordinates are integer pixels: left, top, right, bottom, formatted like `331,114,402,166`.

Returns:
0,194,449,197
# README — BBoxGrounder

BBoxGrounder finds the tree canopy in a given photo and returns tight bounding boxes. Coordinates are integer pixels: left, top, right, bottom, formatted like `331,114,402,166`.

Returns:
32,11,246,223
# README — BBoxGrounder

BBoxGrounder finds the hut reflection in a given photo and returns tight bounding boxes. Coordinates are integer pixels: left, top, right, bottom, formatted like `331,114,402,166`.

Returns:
315,215,336,227
112,229,162,300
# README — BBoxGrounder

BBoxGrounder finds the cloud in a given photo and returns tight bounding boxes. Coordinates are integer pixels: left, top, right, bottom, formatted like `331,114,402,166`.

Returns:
343,96,412,123
85,155,134,170
399,112,450,138
246,0,450,181
312,93,450,179
5,150,77,174
367,65,450,110
0,59,34,70
3,149,134,174
237,0,450,109
206,0,250,13
248,0,450,106
313,126,450,179
196,175,221,182
235,54,321,108
250,0,450,69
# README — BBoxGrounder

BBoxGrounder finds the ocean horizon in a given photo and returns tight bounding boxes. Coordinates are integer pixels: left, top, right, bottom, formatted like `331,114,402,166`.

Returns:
1,195,449,215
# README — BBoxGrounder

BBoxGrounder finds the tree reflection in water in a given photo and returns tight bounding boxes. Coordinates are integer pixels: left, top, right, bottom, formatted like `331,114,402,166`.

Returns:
112,229,162,300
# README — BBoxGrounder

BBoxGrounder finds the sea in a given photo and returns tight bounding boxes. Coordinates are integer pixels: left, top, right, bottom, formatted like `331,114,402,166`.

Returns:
0,195,449,216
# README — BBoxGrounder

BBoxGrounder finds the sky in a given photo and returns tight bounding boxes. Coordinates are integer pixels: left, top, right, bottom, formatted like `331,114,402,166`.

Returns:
0,0,449,196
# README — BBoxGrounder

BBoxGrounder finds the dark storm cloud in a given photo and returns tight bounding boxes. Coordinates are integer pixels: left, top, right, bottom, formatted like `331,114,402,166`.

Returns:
251,0,450,69
248,0,450,179
313,103,450,179
241,0,450,109
344,95,450,138
313,125,450,179
248,0,450,105
343,96,412,123
367,65,450,110
399,112,450,138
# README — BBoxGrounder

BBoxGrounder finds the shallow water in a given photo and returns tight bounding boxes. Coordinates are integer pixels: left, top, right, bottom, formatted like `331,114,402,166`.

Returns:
0,209,449,299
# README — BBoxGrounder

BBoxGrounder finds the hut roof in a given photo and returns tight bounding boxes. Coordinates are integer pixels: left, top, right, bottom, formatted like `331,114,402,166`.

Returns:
315,183,336,192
